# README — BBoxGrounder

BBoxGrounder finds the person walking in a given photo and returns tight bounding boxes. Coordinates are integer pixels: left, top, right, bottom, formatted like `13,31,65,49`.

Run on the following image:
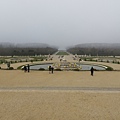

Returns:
51,66,54,74
90,67,94,76
27,64,30,72
24,65,27,72
49,65,51,74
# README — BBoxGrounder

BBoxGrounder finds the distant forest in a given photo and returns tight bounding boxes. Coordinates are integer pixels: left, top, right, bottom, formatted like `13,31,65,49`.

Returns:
67,43,120,56
0,43,58,56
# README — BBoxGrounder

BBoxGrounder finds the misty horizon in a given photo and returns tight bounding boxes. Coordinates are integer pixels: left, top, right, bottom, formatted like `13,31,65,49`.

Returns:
0,0,120,49
0,42,120,50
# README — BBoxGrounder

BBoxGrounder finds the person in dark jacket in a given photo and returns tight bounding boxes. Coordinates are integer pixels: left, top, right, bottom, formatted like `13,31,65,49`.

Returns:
24,65,27,72
27,64,30,72
51,66,54,74
90,67,94,76
49,66,51,74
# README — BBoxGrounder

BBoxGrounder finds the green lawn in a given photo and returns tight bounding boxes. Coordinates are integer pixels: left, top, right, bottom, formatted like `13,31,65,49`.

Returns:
56,51,69,55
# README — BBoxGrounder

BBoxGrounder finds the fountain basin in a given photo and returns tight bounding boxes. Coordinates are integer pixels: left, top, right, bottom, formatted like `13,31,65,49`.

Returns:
30,63,106,71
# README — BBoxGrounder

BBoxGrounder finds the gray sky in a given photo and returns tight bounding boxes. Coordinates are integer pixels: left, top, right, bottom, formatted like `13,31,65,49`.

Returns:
0,0,120,49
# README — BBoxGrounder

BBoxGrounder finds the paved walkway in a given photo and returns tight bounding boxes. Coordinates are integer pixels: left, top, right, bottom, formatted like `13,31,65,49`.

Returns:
0,87,120,93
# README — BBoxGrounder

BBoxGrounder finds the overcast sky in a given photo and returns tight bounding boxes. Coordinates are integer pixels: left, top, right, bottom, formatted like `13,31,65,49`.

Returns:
0,0,120,49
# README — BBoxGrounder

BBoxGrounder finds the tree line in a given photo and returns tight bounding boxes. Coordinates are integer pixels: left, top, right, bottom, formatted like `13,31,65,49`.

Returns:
0,46,58,56
67,47,120,56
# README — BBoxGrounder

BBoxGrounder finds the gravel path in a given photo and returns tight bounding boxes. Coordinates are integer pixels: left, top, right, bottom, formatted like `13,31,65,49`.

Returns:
0,87,120,93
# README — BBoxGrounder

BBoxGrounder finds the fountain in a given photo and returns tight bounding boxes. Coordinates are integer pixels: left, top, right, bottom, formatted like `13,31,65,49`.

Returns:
29,56,107,71
53,57,81,70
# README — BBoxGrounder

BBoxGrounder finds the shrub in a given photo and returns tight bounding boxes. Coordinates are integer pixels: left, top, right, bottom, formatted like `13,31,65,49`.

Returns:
39,68,45,71
106,67,113,71
73,68,80,71
84,58,86,61
55,68,62,71
8,67,14,70
90,59,92,61
0,61,3,64
17,66,23,70
40,59,43,61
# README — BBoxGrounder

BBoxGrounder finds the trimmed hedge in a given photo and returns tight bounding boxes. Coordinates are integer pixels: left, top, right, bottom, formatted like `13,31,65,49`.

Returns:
39,68,45,71
54,68,62,71
8,67,14,70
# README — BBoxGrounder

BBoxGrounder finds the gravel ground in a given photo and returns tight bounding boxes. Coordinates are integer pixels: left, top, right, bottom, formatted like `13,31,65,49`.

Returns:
0,54,120,120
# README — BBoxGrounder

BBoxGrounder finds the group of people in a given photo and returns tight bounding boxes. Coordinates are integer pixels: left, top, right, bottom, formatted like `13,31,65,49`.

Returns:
23,64,30,72
23,64,94,76
49,65,54,74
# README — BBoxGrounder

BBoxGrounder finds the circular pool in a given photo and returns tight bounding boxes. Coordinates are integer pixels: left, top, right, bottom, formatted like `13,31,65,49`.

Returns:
30,63,106,71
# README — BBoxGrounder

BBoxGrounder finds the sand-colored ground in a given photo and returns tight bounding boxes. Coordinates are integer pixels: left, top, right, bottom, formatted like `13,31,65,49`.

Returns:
0,70,120,88
0,91,120,120
0,70,120,120
0,54,120,120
